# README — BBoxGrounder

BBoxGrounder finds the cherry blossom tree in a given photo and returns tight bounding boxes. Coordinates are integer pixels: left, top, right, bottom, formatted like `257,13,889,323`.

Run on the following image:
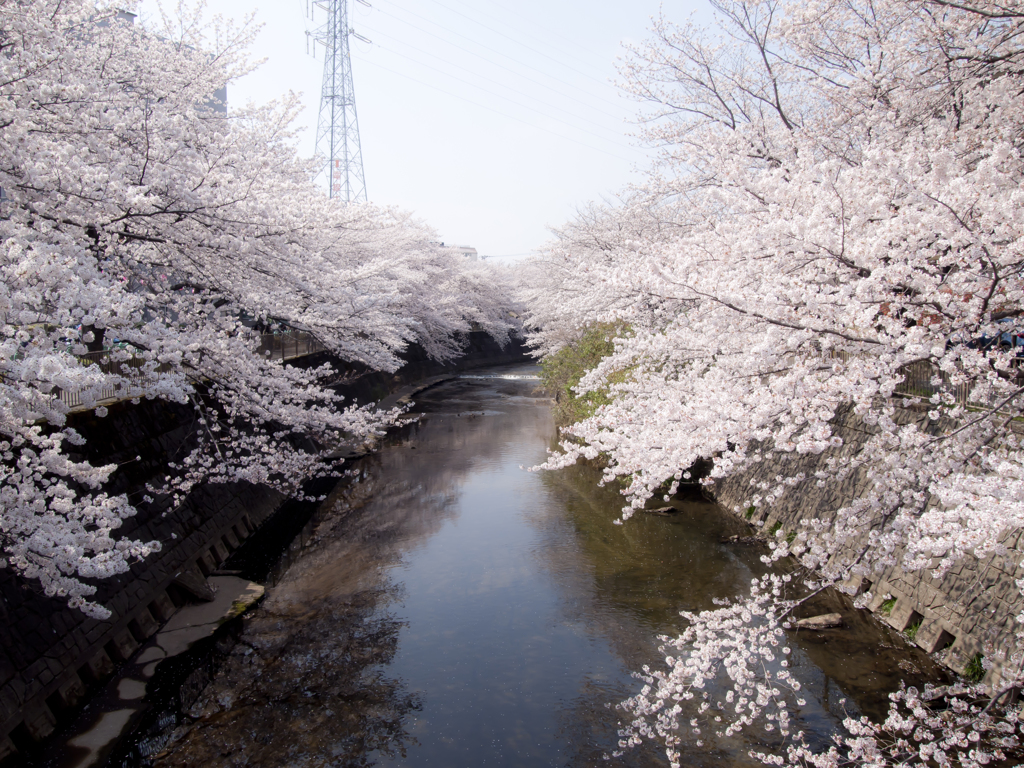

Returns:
525,0,1024,763
0,0,516,617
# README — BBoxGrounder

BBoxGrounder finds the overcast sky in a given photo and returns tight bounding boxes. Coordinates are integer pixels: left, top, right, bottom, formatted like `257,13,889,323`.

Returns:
138,0,708,259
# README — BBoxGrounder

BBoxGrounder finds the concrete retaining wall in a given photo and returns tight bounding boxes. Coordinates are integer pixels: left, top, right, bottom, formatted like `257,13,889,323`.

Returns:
713,405,1022,690
0,394,285,760
0,331,529,761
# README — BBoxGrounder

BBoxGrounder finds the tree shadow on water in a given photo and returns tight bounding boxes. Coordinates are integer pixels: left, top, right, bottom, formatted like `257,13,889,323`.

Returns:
153,587,420,768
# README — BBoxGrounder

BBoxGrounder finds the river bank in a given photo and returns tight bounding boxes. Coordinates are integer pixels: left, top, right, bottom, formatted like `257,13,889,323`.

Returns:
0,336,529,768
117,366,946,768
714,404,1018,689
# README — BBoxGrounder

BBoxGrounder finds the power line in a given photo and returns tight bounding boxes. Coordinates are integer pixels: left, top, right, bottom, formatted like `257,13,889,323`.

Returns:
442,0,611,64
417,0,618,92
444,0,611,64
369,0,624,110
352,54,640,163
358,29,631,146
357,18,626,127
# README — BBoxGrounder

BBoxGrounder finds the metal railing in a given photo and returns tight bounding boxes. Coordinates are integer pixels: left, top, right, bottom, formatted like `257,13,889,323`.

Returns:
254,330,327,361
53,350,151,409
827,350,1015,406
51,329,328,410
893,360,971,405
51,335,1014,413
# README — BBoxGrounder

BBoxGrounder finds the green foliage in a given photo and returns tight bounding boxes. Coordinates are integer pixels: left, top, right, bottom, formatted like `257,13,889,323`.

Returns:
539,321,631,427
786,529,797,545
745,506,756,520
964,653,985,683
904,618,922,642
879,598,896,616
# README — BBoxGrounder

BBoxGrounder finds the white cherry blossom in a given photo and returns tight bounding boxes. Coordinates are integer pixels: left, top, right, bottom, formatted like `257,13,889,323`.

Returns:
525,0,1024,763
0,0,517,617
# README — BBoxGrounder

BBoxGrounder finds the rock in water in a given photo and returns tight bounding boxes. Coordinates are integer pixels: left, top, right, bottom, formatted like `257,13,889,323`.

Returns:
794,613,843,630
173,563,217,602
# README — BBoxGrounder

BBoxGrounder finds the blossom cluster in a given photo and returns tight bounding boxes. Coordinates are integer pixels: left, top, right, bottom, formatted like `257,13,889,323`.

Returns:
523,0,1024,762
0,0,518,617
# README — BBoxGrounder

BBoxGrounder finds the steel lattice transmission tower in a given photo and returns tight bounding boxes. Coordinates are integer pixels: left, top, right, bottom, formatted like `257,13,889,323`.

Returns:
309,0,367,202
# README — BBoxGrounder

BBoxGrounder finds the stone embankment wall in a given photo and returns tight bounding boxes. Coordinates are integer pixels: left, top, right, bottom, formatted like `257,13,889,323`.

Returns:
713,405,1022,690
0,332,529,761
299,330,531,404
0,399,285,760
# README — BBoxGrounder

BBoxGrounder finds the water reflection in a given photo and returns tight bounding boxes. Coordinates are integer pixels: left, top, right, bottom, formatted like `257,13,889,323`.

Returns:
154,587,419,767
534,448,947,763
152,365,943,768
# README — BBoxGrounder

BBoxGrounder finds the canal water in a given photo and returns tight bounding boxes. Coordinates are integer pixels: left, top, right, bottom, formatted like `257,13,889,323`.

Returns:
151,364,942,767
